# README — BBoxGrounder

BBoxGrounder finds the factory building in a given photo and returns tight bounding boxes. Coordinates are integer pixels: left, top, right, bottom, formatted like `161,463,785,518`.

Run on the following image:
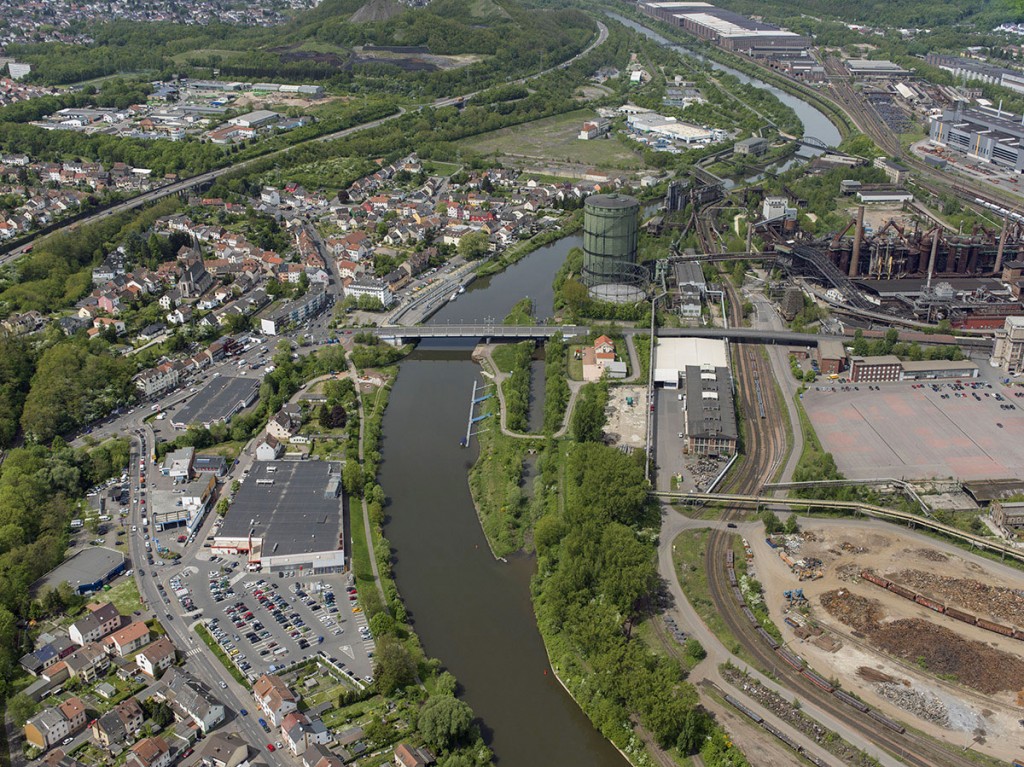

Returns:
683,365,737,456
844,60,911,79
925,54,1024,95
929,107,1024,173
639,2,809,56
848,355,979,382
994,315,1024,373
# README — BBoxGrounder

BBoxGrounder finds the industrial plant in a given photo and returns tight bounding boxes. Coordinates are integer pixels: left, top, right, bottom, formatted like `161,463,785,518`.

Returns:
581,193,648,303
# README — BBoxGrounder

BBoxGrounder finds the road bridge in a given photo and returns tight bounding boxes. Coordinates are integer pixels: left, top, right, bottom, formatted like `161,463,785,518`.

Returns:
655,490,1024,564
369,324,832,346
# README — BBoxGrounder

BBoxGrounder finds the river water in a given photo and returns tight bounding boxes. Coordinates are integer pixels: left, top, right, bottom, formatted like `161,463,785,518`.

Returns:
607,12,841,149
377,21,840,767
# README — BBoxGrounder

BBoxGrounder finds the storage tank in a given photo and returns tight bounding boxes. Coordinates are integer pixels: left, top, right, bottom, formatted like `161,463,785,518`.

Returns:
582,194,641,302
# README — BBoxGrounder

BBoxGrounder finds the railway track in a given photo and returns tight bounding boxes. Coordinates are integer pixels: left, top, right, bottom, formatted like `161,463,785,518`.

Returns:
695,267,991,767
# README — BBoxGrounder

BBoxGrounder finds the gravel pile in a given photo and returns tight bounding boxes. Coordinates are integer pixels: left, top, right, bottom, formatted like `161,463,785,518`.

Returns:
875,683,949,726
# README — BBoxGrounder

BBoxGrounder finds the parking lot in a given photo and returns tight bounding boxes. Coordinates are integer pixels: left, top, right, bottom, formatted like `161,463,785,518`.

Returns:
802,377,1024,480
171,562,376,684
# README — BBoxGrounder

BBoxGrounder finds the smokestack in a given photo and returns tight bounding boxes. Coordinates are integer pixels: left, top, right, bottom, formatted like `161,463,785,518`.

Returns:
850,205,865,279
996,218,1009,274
926,229,939,291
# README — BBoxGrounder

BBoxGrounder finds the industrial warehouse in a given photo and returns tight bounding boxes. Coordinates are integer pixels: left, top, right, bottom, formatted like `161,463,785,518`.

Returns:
640,1,810,57
653,338,737,456
929,106,1024,174
212,461,345,574
33,547,127,596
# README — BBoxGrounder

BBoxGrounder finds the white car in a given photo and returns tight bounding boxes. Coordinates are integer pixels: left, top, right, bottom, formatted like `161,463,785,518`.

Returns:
219,681,228,689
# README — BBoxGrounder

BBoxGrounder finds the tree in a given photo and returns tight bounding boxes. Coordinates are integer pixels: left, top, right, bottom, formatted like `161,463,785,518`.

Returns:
418,695,474,751
457,231,489,260
373,636,417,695
762,510,783,534
7,693,38,726
683,638,706,662
675,706,712,755
784,514,800,534
343,459,364,497
369,612,397,637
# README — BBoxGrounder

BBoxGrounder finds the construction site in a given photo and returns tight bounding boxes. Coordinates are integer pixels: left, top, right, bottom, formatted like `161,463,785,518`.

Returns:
748,520,1024,763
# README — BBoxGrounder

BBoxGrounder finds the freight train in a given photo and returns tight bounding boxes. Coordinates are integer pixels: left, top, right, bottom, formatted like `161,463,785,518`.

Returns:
860,570,1024,642
724,553,906,733
722,693,833,767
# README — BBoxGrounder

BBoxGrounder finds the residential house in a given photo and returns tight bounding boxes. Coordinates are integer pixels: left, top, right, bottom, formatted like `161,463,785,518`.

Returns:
580,335,622,382
198,731,248,767
159,668,224,733
125,737,172,767
266,405,301,442
134,361,181,398
394,744,435,767
281,712,331,756
253,673,297,727
91,697,144,748
68,603,122,646
63,643,110,683
302,744,344,767
24,697,87,750
136,636,176,678
254,434,283,462
105,622,150,658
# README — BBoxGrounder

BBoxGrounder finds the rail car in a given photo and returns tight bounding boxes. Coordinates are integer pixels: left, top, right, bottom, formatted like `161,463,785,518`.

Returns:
833,689,869,713
756,626,780,649
866,708,906,734
724,694,762,723
802,669,835,693
742,606,758,625
778,648,805,670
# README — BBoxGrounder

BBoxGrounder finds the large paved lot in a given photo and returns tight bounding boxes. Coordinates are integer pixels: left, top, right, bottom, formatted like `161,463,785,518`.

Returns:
164,562,376,684
802,380,1024,480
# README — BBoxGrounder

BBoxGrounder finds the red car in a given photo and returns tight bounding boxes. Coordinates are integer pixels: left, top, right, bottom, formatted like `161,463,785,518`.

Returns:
266,744,275,752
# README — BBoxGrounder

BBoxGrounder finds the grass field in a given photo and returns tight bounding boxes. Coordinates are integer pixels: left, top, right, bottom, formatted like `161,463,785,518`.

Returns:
457,109,646,169
104,577,142,616
672,528,756,666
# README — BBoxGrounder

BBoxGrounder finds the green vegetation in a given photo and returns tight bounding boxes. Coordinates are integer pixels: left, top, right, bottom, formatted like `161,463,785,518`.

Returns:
498,341,534,433
457,108,646,168
569,380,608,443
850,327,964,362
502,298,535,326
351,334,413,370
195,624,251,687
542,336,570,434
672,529,754,663
468,396,531,557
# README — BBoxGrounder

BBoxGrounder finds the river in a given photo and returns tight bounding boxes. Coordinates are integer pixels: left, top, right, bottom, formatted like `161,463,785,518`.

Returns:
377,22,841,767
607,12,841,149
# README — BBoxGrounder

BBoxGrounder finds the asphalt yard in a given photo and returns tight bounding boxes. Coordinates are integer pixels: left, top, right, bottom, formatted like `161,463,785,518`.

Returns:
179,561,376,685
801,379,1024,481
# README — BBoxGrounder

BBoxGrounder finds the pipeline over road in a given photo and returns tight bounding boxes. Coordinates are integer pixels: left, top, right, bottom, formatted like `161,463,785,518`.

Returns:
655,490,1024,564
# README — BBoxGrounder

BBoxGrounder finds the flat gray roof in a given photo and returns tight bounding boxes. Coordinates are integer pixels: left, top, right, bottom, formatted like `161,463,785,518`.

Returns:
684,365,738,441
219,461,343,557
173,376,260,428
34,546,126,594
